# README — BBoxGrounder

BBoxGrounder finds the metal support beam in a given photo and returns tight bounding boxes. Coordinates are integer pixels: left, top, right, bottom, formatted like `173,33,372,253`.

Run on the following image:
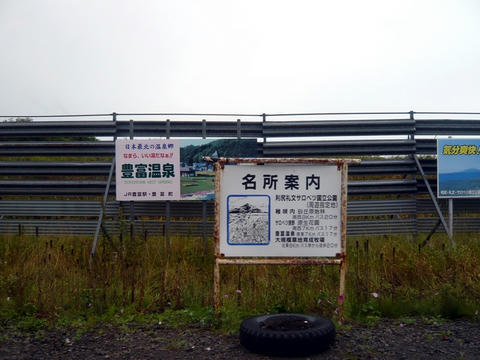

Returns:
90,113,117,265
236,119,241,139
165,119,171,252
202,119,206,138
414,154,455,246
448,198,453,239
202,122,208,255
89,156,115,264
419,219,442,249
129,119,134,225
262,113,267,144
409,111,417,241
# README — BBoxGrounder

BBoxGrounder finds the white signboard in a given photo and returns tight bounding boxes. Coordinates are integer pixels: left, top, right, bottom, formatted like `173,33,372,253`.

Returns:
437,138,480,198
219,164,342,257
115,139,180,201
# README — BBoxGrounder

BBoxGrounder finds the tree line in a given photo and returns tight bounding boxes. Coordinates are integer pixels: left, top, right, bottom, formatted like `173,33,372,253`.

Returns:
180,139,258,164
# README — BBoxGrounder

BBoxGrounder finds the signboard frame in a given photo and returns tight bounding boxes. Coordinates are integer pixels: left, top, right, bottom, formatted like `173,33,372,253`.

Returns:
208,157,360,319
437,138,480,199
115,138,181,201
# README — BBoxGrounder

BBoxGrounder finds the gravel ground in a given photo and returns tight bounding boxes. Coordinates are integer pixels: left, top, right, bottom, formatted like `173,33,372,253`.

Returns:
0,318,479,359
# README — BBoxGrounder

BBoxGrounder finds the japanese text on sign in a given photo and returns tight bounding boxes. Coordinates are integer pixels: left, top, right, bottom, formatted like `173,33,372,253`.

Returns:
115,139,180,201
241,174,321,190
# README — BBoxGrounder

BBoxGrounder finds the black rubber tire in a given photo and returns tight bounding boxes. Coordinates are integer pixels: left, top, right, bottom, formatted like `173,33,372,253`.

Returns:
239,313,335,357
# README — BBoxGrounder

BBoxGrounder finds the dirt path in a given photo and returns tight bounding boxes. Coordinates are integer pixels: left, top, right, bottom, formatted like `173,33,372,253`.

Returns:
1,319,479,359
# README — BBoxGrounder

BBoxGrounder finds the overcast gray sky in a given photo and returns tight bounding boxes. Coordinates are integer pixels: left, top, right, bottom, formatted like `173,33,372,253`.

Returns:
1,0,479,116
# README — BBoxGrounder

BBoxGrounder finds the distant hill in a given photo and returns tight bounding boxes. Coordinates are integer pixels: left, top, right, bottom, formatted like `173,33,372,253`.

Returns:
440,168,480,181
180,139,258,165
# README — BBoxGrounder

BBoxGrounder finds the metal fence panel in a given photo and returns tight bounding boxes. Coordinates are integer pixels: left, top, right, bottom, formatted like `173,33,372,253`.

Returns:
261,140,416,156
0,142,115,156
1,112,480,237
416,119,480,135
263,119,414,137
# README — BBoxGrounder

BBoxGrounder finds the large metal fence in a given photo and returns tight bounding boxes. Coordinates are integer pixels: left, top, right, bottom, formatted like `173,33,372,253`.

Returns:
1,111,480,239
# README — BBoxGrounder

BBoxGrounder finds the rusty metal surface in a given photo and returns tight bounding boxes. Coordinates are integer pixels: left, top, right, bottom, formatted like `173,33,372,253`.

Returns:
214,161,222,258
217,258,342,265
209,157,356,312
341,162,348,256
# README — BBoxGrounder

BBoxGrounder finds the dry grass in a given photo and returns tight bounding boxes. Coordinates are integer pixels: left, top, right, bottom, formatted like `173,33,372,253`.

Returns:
0,231,479,326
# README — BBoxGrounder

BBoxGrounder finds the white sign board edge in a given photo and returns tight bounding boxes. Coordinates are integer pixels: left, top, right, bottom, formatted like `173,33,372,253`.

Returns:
219,163,343,257
437,138,480,198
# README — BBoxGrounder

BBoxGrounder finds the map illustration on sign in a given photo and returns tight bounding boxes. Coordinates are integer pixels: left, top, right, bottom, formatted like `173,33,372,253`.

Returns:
227,195,270,245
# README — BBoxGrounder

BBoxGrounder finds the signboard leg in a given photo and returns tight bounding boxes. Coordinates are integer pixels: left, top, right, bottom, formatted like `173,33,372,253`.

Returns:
339,259,346,322
213,161,222,311
448,199,453,240
165,201,171,254
214,258,220,311
202,200,207,255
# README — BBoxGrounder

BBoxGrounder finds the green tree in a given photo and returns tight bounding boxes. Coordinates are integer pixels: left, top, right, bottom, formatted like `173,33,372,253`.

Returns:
180,139,258,165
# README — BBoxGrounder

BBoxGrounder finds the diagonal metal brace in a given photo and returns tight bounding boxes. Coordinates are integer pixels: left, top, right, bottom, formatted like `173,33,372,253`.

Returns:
419,218,442,249
414,155,455,246
89,156,116,265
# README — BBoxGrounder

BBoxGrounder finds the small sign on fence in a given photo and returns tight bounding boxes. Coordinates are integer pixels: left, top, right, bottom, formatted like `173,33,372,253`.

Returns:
115,139,180,201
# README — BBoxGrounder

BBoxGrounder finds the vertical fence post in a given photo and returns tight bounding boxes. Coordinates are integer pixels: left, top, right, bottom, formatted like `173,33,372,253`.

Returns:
365,239,369,299
165,119,171,254
202,119,208,255
448,198,454,239
262,113,267,145
409,110,417,242
129,119,134,229
236,118,241,139
355,240,359,297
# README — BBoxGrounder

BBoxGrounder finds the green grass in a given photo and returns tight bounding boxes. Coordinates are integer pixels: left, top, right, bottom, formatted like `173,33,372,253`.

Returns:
181,174,214,195
0,232,479,333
